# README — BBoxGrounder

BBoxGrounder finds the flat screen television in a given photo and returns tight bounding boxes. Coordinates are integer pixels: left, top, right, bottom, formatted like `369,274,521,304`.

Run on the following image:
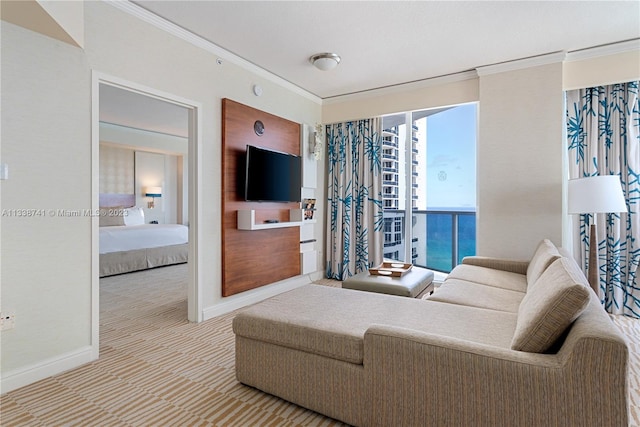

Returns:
245,145,301,202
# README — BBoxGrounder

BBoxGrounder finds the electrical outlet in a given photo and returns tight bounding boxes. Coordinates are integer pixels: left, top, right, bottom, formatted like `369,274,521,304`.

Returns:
0,313,16,331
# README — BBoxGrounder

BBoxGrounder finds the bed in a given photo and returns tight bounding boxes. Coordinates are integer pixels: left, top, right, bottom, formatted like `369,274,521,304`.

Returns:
99,194,188,277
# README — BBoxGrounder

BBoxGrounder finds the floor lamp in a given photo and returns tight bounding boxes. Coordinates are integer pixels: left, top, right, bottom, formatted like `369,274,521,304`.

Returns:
568,175,627,295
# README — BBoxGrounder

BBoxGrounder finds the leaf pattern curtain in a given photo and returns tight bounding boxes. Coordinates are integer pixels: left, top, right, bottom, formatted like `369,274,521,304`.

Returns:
326,119,384,280
566,81,640,318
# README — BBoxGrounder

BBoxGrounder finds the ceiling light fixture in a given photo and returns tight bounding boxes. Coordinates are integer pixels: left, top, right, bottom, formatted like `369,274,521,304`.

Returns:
309,53,341,71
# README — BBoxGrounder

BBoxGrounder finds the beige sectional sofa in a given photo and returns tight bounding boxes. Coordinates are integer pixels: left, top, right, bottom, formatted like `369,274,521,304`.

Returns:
233,239,629,426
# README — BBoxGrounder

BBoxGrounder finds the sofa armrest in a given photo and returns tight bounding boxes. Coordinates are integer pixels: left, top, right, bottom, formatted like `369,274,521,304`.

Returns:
363,324,628,427
461,256,529,275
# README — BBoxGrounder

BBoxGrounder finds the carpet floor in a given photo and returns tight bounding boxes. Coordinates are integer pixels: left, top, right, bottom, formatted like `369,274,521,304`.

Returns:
0,265,638,426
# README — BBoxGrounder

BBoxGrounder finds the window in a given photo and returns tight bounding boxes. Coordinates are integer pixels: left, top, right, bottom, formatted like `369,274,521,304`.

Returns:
382,104,477,272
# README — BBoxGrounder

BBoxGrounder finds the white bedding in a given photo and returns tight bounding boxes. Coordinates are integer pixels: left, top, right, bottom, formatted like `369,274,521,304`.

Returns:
99,224,188,254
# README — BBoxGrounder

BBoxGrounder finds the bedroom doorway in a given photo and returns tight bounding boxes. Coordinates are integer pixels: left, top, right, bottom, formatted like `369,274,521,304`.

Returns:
92,73,203,358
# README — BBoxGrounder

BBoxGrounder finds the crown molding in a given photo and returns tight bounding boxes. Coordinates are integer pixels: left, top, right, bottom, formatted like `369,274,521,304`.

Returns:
476,52,567,76
565,39,640,62
104,0,322,104
322,70,478,105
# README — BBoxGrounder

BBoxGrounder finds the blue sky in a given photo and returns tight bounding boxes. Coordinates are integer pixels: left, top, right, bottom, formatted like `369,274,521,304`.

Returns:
423,103,477,210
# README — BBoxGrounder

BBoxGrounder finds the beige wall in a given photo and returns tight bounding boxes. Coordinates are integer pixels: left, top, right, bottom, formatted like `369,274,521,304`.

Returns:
322,73,479,123
476,62,565,258
564,49,640,91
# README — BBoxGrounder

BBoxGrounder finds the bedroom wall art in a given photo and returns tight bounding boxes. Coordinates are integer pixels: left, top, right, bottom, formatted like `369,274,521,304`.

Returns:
99,142,184,225
99,143,134,194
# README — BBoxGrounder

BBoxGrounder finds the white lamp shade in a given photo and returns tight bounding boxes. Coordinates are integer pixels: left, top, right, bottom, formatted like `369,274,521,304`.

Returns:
145,186,162,197
568,175,626,214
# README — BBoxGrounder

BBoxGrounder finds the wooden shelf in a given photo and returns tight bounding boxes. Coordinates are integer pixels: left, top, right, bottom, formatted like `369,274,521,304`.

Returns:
238,209,311,230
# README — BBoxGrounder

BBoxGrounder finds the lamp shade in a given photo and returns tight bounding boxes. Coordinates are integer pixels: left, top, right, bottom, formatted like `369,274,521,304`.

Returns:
145,186,162,197
568,176,626,214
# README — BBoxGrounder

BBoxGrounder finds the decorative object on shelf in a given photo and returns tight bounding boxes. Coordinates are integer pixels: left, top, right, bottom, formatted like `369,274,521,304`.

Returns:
303,198,316,220
309,52,341,71
568,175,627,295
254,120,265,136
144,186,162,209
369,261,413,277
313,123,323,160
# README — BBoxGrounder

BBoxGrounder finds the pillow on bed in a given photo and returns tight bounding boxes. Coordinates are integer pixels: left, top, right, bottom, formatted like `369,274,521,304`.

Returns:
99,206,125,227
124,207,145,226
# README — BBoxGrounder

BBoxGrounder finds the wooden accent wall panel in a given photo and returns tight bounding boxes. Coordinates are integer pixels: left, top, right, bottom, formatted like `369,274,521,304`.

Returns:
221,99,301,297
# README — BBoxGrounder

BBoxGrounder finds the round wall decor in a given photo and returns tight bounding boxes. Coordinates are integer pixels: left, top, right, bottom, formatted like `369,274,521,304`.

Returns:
254,120,265,136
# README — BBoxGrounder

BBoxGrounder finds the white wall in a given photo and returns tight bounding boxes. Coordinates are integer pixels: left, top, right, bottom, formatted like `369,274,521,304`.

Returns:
476,61,565,258
1,1,322,392
1,21,92,380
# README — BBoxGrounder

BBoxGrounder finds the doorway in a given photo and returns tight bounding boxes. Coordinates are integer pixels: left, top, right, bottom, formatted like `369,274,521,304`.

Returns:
91,73,202,358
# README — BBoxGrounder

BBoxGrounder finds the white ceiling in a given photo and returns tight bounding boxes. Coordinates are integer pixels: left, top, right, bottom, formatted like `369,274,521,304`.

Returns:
132,0,640,99
102,1,639,135
100,84,189,138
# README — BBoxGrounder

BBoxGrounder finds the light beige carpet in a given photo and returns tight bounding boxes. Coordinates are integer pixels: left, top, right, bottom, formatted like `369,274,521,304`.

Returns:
1,265,346,427
1,267,638,426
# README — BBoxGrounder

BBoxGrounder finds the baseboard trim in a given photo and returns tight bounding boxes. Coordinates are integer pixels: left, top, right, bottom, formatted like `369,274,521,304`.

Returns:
1,345,95,394
202,275,314,320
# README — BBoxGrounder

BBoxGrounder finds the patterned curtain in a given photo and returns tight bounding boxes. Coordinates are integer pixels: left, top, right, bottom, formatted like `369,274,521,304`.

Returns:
326,118,384,280
566,81,640,318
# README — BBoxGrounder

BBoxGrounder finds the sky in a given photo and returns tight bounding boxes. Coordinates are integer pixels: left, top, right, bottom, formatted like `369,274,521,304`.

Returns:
422,103,477,210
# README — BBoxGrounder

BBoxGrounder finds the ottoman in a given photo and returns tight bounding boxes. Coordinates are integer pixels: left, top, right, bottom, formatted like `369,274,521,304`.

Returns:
343,265,434,298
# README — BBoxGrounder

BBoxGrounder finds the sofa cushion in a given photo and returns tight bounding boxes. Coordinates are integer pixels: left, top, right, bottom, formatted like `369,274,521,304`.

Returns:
445,264,527,292
511,258,591,353
526,239,561,288
233,284,517,365
427,279,525,312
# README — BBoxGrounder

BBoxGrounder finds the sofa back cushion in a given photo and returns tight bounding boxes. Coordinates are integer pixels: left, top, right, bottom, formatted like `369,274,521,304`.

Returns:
511,258,591,353
526,239,561,288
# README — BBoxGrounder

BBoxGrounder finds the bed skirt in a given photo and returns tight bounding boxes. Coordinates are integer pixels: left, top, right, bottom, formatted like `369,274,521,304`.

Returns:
100,243,188,277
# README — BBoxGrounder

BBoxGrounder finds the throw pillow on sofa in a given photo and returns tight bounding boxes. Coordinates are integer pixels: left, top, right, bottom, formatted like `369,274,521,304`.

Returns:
511,257,590,353
526,239,561,289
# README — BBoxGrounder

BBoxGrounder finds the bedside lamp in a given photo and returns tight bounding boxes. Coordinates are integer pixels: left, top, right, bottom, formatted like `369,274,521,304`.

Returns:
145,186,162,209
568,175,627,295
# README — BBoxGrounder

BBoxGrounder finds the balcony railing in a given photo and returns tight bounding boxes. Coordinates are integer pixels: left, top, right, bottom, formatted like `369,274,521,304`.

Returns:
382,209,476,273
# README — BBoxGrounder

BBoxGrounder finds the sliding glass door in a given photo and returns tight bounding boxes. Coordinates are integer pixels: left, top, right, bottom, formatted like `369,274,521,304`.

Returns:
382,103,477,272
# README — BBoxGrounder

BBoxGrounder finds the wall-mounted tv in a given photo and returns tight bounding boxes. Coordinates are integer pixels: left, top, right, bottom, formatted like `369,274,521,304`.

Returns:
245,145,301,202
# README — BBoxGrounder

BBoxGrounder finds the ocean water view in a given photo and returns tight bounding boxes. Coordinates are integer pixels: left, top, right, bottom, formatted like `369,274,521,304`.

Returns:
422,211,476,273
383,209,476,274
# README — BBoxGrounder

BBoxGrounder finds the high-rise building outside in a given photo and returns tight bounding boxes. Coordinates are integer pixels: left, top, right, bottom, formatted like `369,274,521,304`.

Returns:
381,121,421,262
